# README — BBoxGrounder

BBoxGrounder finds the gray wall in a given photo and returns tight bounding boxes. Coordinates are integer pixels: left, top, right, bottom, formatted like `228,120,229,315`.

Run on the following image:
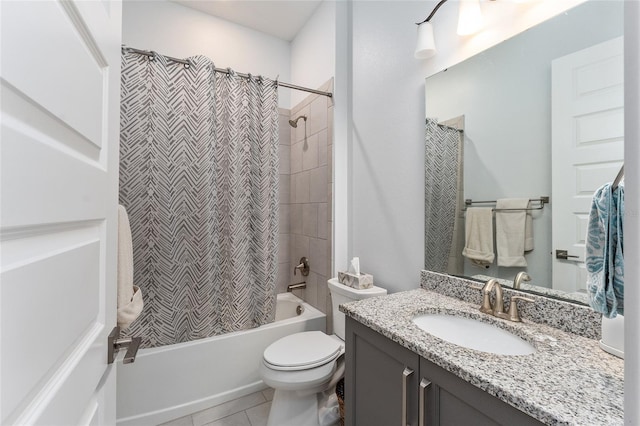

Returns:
350,2,432,293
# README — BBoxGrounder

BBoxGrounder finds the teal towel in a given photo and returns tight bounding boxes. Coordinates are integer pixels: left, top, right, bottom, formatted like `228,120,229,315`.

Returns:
586,183,624,318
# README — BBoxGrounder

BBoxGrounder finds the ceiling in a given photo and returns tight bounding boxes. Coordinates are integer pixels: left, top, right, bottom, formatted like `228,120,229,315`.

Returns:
171,0,323,41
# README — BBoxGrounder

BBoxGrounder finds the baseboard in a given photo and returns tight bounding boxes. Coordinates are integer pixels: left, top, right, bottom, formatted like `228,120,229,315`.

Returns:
116,380,267,426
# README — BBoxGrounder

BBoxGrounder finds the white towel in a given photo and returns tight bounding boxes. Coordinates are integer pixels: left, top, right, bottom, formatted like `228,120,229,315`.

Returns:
462,207,495,267
496,199,533,267
117,205,143,329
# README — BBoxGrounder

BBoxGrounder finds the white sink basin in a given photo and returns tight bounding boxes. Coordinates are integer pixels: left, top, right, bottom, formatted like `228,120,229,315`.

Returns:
412,314,536,356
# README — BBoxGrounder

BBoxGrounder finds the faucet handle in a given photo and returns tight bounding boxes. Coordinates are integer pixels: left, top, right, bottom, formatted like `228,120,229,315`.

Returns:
293,257,310,276
507,295,535,322
469,284,493,314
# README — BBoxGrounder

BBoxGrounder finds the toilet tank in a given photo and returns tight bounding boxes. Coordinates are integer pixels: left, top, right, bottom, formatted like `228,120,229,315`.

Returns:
328,278,387,340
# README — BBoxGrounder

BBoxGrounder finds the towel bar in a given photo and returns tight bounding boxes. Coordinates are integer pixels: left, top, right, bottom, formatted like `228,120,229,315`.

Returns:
463,196,549,212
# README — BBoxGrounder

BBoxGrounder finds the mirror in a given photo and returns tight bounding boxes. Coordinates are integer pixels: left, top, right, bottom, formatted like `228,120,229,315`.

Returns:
424,1,624,304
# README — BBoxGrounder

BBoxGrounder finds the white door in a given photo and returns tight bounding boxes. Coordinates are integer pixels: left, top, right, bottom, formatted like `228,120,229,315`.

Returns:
551,37,624,293
1,1,122,424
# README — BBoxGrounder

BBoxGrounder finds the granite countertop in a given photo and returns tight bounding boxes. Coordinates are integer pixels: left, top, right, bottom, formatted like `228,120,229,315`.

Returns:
470,274,590,305
340,289,624,426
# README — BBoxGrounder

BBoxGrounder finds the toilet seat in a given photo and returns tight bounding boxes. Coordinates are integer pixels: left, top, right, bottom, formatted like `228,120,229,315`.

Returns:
263,331,342,371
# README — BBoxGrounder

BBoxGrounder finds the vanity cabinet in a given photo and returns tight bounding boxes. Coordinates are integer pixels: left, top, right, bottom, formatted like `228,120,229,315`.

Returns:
345,318,543,426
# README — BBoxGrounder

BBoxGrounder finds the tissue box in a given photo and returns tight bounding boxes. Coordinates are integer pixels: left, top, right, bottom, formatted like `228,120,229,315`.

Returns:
337,271,374,289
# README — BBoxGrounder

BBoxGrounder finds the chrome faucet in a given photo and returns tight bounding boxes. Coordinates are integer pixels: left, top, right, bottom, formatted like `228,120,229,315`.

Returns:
293,257,310,276
483,279,508,319
476,279,497,315
472,279,535,322
513,272,531,289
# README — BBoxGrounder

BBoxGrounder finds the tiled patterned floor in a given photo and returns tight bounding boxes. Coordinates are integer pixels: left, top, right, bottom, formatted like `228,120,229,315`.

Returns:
159,388,274,426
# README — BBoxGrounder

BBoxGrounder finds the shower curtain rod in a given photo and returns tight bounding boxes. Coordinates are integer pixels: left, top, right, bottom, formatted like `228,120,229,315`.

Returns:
436,122,463,132
123,47,333,98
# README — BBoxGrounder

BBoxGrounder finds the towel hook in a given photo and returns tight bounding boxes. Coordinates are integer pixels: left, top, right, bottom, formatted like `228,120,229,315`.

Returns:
612,164,624,190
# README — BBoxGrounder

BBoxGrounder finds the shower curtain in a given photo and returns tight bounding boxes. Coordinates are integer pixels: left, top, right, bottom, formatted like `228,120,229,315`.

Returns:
424,117,463,273
119,51,279,348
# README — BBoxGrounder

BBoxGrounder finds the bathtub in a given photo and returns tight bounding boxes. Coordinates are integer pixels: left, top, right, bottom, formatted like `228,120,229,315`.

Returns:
116,293,326,425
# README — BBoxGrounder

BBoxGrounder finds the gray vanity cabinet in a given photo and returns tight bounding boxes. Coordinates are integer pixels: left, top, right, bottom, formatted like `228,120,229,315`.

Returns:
345,317,543,426
345,317,420,425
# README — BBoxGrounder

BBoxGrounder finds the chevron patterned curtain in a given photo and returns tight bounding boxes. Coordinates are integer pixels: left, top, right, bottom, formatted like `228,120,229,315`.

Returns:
424,118,463,273
119,51,279,348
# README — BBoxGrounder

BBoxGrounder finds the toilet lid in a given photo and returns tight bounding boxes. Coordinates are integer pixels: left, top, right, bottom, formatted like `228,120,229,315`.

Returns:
264,331,342,371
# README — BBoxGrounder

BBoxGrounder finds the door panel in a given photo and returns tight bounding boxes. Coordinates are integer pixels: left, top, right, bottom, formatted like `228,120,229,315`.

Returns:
0,0,121,424
1,125,107,227
1,1,106,147
1,238,100,417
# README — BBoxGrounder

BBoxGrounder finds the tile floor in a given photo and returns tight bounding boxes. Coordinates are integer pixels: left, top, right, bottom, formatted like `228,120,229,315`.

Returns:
159,388,274,426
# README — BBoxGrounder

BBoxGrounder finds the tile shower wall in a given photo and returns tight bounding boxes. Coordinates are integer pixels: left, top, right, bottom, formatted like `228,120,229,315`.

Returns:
276,108,292,298
287,79,334,332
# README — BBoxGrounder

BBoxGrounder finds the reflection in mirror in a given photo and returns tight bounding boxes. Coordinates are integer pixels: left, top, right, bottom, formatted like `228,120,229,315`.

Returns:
424,1,623,304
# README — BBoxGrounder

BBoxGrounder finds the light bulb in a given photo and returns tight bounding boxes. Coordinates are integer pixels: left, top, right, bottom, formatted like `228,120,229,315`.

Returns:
457,0,484,36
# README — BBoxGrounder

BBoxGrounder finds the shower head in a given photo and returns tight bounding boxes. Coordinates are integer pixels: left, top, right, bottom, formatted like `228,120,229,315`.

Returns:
288,115,307,128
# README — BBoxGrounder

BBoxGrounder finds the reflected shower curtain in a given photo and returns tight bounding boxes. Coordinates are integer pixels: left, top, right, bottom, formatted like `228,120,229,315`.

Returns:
119,51,279,348
424,118,463,273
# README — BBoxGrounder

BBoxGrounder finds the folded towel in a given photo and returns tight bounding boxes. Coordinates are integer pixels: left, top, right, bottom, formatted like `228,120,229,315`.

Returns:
586,183,624,318
462,207,495,267
118,205,144,329
496,198,532,267
524,207,534,252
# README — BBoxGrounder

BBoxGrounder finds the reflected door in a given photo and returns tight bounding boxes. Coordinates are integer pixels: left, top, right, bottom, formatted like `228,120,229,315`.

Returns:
551,36,624,293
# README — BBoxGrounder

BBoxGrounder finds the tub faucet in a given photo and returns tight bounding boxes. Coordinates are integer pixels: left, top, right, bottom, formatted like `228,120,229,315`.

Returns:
287,282,306,292
513,272,531,289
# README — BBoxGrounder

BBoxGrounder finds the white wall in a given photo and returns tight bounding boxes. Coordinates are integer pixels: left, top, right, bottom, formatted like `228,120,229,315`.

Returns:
122,0,293,107
624,2,640,423
333,0,351,276
290,0,336,107
349,1,433,294
348,0,588,294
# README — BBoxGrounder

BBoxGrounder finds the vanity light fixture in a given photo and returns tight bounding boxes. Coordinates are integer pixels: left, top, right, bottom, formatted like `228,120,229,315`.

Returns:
415,0,488,60
414,0,448,59
457,0,485,35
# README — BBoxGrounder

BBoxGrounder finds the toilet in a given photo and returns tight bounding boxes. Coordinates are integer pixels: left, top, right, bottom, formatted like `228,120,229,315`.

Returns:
260,278,387,426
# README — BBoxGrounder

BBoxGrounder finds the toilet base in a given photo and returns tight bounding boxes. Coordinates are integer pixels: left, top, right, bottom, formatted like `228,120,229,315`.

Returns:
265,358,344,426
267,389,320,426
267,389,341,426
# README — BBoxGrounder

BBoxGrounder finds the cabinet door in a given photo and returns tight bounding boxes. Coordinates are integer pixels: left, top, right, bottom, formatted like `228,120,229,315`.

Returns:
420,358,543,426
346,318,420,426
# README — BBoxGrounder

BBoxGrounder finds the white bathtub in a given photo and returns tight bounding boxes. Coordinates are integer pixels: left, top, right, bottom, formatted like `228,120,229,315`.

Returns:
116,293,326,425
